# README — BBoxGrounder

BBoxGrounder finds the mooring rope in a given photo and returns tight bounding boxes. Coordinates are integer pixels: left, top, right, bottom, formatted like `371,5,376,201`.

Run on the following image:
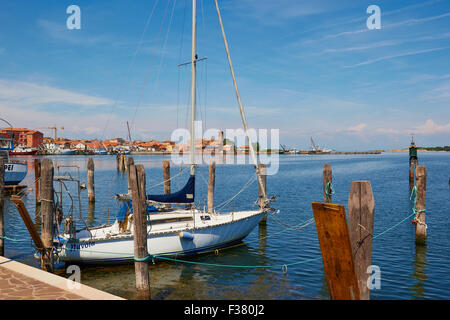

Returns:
57,208,416,272
214,175,257,212
325,182,334,196
409,185,427,229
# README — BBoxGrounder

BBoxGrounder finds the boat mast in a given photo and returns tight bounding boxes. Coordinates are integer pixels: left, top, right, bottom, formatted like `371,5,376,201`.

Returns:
190,0,197,176
213,0,267,201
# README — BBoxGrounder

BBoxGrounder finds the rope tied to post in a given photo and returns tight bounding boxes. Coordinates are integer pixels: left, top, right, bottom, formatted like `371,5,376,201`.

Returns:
134,254,155,264
410,186,427,228
325,182,334,196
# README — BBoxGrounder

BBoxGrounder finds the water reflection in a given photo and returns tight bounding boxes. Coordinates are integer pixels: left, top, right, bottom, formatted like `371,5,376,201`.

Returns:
411,242,427,299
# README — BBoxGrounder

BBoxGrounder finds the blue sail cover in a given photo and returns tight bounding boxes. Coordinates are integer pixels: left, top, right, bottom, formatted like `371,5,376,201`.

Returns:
147,175,195,203
117,200,159,221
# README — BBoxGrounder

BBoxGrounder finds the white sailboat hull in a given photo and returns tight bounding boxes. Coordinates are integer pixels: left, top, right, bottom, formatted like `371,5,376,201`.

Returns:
58,209,266,264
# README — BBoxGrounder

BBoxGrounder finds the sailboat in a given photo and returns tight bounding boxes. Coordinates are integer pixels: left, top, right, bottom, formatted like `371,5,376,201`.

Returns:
55,0,272,264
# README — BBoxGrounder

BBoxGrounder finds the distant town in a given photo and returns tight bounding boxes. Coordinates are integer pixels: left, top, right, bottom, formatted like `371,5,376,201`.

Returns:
0,127,448,155
0,127,273,155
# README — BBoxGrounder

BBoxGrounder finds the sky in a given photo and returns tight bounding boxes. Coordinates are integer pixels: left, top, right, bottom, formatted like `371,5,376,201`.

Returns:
0,0,449,151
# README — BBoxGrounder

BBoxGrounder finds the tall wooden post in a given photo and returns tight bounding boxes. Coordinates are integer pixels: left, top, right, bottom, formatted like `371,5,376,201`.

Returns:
40,158,54,272
162,160,171,208
127,157,134,194
312,202,360,300
120,154,124,172
163,160,171,195
87,158,95,202
207,161,216,214
258,163,267,225
415,165,427,243
217,130,224,163
122,154,127,172
129,164,150,299
348,181,375,300
116,154,120,172
34,158,41,204
0,158,4,256
323,164,332,203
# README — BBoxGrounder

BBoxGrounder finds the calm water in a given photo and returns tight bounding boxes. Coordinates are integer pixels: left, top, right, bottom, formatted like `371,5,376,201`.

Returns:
2,152,449,300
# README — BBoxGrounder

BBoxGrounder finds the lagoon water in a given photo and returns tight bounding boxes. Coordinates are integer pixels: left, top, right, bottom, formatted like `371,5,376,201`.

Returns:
2,152,449,300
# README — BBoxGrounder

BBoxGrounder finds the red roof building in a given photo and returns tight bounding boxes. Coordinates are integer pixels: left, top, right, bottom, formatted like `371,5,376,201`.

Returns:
0,128,44,148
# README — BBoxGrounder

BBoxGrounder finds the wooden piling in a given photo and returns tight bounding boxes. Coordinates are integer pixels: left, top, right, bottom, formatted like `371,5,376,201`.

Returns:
116,154,120,172
323,164,332,203
87,158,95,202
348,181,375,300
207,161,216,214
127,157,134,194
129,164,150,299
312,202,361,300
415,165,427,243
40,158,54,272
122,154,127,172
34,158,41,203
0,158,4,256
163,160,171,195
258,163,267,225
162,160,171,208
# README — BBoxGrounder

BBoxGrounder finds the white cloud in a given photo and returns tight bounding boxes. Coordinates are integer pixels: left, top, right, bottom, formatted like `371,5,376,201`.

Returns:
343,47,447,68
347,123,367,132
414,119,450,134
0,79,113,107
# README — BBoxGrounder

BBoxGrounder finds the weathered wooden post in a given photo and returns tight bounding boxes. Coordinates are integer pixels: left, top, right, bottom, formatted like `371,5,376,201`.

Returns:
116,154,120,172
409,137,418,189
127,157,134,194
217,130,224,163
120,154,124,172
40,158,54,272
312,202,361,300
129,164,150,299
34,158,41,204
323,164,332,203
348,181,375,300
162,160,171,208
0,158,4,256
87,157,95,202
122,154,128,172
258,163,267,225
207,161,216,214
163,160,171,195
415,165,427,243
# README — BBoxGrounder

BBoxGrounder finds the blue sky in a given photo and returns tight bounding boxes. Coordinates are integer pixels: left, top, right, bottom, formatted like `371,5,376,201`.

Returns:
0,0,449,150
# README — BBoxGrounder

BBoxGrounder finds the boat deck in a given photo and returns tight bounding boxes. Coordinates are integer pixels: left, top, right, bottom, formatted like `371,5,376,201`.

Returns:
73,209,263,242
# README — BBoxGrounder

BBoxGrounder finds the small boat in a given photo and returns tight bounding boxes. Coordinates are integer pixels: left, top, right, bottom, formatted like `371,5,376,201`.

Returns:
3,158,28,185
93,148,108,155
9,146,38,156
0,119,28,185
53,148,76,155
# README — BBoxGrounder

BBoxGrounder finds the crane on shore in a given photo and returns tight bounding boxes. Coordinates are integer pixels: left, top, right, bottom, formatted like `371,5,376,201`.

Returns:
37,126,64,141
